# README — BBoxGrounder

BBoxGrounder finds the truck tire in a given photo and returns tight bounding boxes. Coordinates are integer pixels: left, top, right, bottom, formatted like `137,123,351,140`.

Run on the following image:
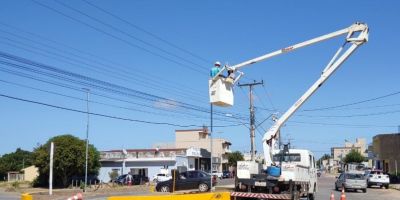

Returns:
385,184,389,189
362,188,367,193
309,184,316,200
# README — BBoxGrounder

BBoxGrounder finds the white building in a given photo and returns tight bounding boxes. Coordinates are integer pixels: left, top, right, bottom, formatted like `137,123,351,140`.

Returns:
98,147,210,183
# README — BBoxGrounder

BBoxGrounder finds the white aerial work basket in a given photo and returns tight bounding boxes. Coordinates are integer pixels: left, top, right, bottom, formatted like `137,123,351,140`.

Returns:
209,77,234,107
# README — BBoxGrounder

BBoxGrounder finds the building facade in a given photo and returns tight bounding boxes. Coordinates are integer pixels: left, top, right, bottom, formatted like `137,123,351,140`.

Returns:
331,146,361,162
372,133,400,174
98,147,210,183
174,128,231,172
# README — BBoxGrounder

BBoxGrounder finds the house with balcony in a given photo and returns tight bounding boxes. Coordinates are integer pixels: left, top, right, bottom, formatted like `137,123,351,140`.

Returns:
174,127,232,172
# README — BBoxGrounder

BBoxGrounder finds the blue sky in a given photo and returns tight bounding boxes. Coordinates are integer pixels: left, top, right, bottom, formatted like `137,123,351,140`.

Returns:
0,0,399,159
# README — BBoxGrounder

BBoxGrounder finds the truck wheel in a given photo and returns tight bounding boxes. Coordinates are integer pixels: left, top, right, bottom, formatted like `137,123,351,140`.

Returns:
199,183,209,192
385,184,389,189
309,184,316,200
362,189,367,193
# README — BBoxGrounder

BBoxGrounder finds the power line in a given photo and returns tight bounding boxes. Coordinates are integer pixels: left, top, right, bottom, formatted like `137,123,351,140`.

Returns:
296,109,400,118
53,0,208,71
303,90,400,112
0,93,243,128
0,34,208,103
0,31,248,119
31,0,207,74
0,51,249,120
80,0,212,64
289,120,397,128
0,22,207,99
0,78,244,124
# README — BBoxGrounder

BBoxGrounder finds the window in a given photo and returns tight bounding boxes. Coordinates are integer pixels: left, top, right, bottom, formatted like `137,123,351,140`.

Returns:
187,171,198,179
312,156,316,168
346,173,364,180
198,172,207,178
273,154,301,162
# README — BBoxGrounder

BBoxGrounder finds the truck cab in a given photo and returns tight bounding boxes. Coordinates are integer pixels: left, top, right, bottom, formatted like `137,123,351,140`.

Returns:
235,148,317,199
273,149,318,194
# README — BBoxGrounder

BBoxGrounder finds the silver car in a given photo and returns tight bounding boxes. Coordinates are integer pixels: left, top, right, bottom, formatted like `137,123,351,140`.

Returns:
335,172,367,193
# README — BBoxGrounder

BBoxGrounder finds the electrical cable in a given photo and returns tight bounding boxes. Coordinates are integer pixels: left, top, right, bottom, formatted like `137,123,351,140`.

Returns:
31,0,207,74
0,22,208,98
0,60,248,121
81,0,212,64
0,35,208,103
0,92,243,128
53,0,209,71
302,90,400,112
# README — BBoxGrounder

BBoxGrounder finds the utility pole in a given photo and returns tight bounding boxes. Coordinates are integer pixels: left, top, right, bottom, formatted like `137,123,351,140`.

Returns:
83,89,90,193
49,142,54,195
210,104,214,191
238,80,263,161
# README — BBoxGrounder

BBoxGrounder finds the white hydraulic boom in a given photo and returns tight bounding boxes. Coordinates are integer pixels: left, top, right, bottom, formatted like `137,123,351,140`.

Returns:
217,22,369,167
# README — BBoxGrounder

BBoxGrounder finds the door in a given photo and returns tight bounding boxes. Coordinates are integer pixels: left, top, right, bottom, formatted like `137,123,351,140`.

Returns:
175,171,190,190
185,171,201,190
336,174,344,189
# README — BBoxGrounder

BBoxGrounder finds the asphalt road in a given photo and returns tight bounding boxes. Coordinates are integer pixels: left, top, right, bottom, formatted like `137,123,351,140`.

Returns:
0,189,19,200
1,176,399,200
316,173,400,200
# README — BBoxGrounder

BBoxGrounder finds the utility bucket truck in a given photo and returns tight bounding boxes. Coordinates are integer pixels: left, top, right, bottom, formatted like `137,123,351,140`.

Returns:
209,22,369,200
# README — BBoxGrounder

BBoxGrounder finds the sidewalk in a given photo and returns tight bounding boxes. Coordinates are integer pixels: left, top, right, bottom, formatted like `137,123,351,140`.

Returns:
390,184,400,191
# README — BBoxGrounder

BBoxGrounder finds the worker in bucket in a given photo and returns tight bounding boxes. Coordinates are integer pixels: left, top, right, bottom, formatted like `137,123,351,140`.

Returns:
210,61,225,78
226,68,236,84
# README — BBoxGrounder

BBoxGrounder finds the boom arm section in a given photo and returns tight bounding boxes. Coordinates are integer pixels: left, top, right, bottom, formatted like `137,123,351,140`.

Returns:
261,23,369,166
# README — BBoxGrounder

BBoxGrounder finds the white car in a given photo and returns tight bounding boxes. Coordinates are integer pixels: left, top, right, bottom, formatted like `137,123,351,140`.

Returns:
152,173,172,183
211,171,223,179
365,170,390,189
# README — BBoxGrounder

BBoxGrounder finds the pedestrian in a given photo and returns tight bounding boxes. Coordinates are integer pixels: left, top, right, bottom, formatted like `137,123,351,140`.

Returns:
210,61,225,78
126,172,133,186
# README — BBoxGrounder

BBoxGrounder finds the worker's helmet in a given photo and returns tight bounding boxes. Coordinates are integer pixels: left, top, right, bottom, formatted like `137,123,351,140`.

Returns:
215,61,221,66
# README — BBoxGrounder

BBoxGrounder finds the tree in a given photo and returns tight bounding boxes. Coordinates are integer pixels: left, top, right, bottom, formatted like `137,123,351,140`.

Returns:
0,148,34,180
33,134,100,187
343,149,365,164
227,151,244,167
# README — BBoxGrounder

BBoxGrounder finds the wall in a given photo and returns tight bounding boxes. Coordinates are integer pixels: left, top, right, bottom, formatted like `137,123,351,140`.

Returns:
22,166,38,182
99,160,179,183
373,133,400,174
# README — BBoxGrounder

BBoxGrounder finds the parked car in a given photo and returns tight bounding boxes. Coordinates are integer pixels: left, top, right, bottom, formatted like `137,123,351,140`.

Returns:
335,172,367,193
317,170,322,177
152,173,172,182
111,174,149,185
222,171,231,179
111,174,128,185
365,170,390,189
132,174,149,184
212,170,223,179
156,170,217,192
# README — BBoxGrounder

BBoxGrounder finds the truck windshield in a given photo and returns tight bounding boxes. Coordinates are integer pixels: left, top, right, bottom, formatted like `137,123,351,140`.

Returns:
273,153,301,162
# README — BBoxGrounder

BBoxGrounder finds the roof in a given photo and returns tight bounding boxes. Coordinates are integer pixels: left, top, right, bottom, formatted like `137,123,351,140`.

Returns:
373,133,400,139
175,128,208,133
102,148,187,153
331,146,360,149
